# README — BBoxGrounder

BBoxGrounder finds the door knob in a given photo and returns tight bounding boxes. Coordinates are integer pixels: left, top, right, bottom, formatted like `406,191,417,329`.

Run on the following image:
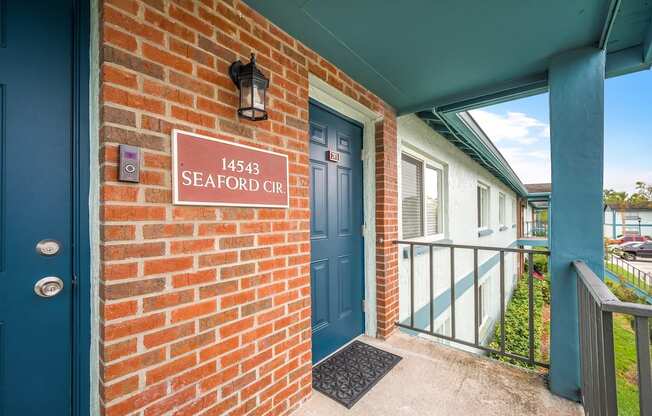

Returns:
34,276,64,298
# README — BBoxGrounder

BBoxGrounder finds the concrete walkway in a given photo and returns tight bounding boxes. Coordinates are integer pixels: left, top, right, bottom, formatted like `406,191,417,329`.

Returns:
295,333,583,416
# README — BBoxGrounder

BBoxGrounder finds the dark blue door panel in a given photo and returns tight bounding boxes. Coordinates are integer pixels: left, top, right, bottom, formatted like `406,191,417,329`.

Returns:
0,1,74,414
309,102,364,363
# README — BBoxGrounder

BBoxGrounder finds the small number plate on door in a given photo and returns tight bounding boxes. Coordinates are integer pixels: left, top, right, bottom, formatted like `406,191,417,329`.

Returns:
326,150,340,162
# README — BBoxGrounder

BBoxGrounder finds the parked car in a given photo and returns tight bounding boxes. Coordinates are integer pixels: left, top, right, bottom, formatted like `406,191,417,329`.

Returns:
605,235,649,245
610,241,643,256
619,242,652,261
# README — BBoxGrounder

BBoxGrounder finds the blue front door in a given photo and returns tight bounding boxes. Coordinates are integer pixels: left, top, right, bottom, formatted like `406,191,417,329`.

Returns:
0,1,75,414
309,102,364,363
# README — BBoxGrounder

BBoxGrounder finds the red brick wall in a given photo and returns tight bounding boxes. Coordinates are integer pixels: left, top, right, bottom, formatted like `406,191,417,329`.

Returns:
97,0,398,415
374,106,399,339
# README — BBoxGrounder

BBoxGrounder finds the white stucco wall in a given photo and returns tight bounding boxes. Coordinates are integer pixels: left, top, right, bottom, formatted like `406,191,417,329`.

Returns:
525,204,534,226
397,114,519,348
604,207,652,238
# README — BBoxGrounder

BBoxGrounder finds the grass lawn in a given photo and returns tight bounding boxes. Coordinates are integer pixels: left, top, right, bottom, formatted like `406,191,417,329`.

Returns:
612,313,650,416
605,262,650,295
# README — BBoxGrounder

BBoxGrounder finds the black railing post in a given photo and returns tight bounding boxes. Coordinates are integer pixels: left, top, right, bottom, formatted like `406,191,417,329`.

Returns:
450,247,456,339
429,246,434,333
500,251,505,354
577,281,589,411
410,244,415,328
586,296,597,413
527,252,535,366
635,316,652,416
594,301,610,412
474,248,479,346
601,310,617,414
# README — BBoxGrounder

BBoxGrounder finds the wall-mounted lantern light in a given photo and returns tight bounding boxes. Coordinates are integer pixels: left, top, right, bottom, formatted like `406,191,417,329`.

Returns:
229,54,269,121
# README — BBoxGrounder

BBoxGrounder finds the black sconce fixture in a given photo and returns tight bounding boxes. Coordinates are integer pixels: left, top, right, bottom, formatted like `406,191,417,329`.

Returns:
229,53,269,121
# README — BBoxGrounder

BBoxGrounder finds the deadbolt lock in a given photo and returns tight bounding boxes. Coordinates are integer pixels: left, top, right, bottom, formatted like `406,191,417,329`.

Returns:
34,276,64,298
36,239,61,256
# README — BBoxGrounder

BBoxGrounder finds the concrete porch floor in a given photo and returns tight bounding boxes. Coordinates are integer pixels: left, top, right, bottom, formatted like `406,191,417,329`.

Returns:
296,333,583,416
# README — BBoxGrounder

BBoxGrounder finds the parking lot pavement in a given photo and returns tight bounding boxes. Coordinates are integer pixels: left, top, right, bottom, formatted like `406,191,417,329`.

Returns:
630,259,652,275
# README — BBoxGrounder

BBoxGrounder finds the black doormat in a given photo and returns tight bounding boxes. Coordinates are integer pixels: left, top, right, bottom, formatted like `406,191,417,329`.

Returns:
312,340,402,408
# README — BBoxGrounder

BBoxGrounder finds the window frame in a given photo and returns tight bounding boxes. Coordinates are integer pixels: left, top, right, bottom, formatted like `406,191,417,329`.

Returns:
424,164,444,237
477,182,490,231
400,149,446,241
400,153,424,239
498,192,506,229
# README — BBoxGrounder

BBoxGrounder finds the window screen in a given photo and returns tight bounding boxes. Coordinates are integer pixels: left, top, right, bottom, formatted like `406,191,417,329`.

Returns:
402,154,423,238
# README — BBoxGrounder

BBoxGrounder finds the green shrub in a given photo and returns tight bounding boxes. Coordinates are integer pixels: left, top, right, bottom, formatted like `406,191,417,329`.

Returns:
606,280,642,304
524,253,550,304
524,252,549,274
489,273,548,368
540,280,551,305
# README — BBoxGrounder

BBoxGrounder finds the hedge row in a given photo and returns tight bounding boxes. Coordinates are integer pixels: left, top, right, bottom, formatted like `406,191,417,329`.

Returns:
489,273,549,368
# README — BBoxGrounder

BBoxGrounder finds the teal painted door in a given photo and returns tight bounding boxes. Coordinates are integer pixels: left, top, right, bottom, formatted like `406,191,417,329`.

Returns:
309,102,364,363
0,2,75,414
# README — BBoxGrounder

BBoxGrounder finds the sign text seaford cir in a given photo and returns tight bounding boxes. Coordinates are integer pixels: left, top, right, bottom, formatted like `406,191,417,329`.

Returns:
172,130,289,208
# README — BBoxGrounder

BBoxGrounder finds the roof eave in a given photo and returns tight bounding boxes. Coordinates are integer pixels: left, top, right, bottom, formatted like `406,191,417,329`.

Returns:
417,110,529,198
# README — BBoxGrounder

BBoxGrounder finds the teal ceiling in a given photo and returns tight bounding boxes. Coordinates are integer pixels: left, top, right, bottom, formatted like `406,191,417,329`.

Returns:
243,0,652,114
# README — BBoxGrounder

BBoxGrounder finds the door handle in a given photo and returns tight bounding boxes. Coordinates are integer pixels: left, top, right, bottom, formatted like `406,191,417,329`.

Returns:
34,276,64,298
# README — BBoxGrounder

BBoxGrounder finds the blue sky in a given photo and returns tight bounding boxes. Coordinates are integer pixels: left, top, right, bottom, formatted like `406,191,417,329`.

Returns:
471,69,652,194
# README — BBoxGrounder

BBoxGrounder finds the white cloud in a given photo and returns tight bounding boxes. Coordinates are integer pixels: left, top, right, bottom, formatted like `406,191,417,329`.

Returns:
470,109,552,184
604,169,652,194
471,108,651,192
470,109,549,145
499,147,551,184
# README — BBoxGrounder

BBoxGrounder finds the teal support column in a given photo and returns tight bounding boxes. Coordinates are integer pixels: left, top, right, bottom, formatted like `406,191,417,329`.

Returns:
548,47,605,401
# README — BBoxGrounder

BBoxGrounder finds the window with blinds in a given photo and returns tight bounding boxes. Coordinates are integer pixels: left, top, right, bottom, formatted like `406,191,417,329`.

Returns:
477,183,489,228
499,193,506,225
401,154,423,238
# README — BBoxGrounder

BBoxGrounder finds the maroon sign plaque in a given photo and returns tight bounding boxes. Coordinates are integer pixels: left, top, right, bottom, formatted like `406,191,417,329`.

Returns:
172,130,289,208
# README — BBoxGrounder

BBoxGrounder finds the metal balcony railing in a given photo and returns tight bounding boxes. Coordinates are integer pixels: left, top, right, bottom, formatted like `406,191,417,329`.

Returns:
574,260,652,416
394,240,549,368
524,221,548,238
605,252,651,295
